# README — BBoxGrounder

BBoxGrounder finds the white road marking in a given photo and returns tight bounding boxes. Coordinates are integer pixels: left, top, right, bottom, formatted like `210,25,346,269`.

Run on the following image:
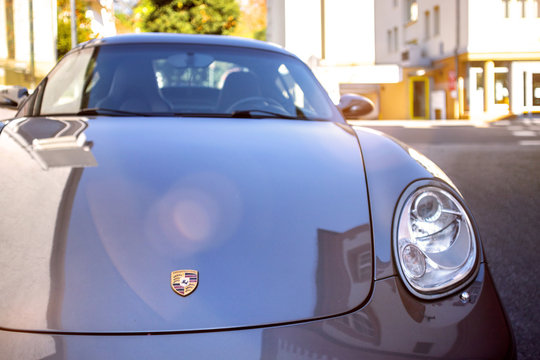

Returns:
512,131,537,137
519,140,540,146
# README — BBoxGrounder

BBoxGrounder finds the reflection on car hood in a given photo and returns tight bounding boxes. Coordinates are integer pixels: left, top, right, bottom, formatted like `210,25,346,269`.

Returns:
0,116,372,333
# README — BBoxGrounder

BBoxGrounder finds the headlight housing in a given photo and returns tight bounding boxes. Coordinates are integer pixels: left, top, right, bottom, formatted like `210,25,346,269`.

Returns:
394,181,478,299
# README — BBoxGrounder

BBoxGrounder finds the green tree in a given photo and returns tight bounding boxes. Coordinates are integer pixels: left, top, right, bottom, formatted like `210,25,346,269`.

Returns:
57,0,94,58
141,0,239,35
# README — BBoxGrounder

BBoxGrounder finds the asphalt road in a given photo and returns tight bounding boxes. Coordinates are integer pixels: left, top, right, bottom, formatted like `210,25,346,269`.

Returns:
351,116,540,360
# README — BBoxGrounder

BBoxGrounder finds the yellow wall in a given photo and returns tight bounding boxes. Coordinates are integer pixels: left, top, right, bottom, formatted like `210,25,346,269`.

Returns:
379,82,408,119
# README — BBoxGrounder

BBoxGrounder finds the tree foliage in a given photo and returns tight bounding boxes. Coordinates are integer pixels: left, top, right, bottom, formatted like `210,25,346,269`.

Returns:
233,0,266,40
140,0,240,35
57,0,94,58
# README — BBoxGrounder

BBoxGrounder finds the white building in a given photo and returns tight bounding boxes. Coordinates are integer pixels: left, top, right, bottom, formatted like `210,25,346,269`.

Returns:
375,0,540,120
0,0,117,88
267,0,401,119
0,0,57,88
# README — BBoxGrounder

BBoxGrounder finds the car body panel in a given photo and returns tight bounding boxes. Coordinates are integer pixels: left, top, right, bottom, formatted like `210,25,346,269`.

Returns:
353,127,487,281
0,265,514,359
81,33,294,57
0,116,372,333
0,33,514,358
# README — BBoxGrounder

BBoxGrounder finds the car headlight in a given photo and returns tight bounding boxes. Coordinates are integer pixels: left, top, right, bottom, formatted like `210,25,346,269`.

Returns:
394,182,478,299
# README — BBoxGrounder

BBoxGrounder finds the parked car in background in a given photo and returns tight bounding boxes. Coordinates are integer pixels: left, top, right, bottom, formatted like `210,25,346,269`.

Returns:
0,33,515,359
0,85,25,120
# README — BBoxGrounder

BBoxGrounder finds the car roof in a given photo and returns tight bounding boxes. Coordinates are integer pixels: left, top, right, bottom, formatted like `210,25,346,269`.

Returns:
78,33,291,56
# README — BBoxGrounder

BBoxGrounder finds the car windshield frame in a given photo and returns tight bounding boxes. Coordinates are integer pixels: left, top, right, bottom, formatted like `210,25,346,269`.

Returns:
32,42,342,122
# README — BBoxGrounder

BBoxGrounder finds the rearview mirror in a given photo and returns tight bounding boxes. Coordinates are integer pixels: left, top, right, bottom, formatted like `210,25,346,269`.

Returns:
167,53,215,68
337,94,374,119
0,86,29,109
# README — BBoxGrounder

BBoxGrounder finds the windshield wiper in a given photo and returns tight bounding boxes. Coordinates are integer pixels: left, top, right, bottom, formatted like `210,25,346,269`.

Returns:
167,110,326,121
230,109,300,119
77,108,173,117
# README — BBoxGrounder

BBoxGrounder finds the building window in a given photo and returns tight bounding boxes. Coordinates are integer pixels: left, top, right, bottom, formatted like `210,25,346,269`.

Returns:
405,0,419,23
5,0,15,59
394,0,398,7
502,0,510,17
434,6,440,36
393,27,398,52
386,28,399,54
536,0,540,17
424,11,431,39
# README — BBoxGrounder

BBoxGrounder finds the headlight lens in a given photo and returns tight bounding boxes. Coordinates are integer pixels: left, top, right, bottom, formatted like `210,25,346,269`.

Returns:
395,185,477,297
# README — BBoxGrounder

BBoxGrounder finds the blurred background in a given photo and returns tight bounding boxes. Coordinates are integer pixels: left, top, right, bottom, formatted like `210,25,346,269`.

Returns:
1,0,539,121
0,1,539,359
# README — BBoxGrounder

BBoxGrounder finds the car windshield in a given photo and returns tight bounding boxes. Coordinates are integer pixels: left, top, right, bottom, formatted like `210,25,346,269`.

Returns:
37,43,339,120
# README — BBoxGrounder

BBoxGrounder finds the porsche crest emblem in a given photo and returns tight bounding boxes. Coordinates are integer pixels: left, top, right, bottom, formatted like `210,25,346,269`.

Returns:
171,270,198,297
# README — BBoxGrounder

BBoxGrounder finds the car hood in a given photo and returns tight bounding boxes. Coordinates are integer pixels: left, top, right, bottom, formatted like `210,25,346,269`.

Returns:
0,116,372,333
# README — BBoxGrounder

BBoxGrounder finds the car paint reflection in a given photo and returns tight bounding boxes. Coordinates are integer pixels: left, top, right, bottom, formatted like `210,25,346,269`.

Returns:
315,225,372,314
0,119,513,358
0,265,511,359
3,117,97,169
0,117,96,358
1,116,374,333
261,266,511,359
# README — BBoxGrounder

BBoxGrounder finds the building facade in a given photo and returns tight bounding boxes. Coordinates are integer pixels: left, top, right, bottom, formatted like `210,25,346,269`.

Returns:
0,0,116,89
267,0,401,119
0,0,57,88
375,0,540,120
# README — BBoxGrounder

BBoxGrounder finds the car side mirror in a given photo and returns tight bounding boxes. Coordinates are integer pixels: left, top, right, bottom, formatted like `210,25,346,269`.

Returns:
0,86,29,109
337,94,374,119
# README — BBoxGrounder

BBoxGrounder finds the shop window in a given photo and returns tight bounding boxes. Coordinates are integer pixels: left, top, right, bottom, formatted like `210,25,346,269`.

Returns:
494,69,509,105
533,73,540,106
476,71,484,91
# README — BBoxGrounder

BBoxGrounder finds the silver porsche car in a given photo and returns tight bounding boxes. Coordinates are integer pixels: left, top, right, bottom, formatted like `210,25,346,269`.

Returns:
0,34,514,359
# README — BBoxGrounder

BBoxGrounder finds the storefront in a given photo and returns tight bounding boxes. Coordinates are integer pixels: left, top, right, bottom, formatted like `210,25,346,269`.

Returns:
511,61,540,114
467,59,540,119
